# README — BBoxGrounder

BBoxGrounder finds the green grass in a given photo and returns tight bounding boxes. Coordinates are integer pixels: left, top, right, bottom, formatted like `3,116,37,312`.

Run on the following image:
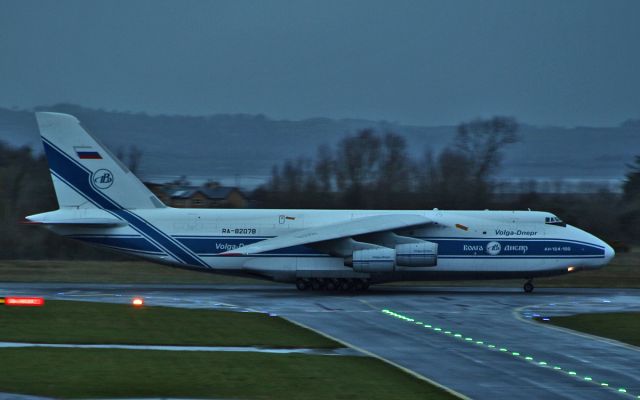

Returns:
0,348,457,399
0,259,268,284
538,312,640,347
0,301,458,399
0,300,340,348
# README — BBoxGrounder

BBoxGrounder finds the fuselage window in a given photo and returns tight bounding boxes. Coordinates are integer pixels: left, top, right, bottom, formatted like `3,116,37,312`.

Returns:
545,216,566,227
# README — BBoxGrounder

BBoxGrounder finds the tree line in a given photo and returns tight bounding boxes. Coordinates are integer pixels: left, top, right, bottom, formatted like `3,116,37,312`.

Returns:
0,143,130,259
254,116,519,209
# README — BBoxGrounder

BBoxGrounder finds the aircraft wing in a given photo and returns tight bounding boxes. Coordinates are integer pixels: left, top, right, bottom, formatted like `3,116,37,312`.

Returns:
221,214,431,256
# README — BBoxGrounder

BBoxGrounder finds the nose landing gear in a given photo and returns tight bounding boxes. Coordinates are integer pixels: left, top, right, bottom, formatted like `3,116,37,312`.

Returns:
523,280,534,293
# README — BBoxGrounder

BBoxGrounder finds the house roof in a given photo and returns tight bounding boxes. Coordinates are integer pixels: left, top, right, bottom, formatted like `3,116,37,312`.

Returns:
167,185,239,200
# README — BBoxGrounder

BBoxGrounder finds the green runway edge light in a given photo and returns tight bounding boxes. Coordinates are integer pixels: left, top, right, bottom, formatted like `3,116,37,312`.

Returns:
380,308,636,399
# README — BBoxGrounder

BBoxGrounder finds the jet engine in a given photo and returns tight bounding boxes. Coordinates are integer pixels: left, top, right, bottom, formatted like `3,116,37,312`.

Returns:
395,242,438,267
349,248,396,272
348,241,438,272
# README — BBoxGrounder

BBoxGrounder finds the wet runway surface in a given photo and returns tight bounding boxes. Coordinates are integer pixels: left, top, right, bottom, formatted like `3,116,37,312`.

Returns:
1,283,639,400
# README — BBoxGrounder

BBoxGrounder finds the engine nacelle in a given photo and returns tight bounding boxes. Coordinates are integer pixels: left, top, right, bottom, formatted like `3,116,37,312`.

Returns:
349,248,396,272
395,242,438,267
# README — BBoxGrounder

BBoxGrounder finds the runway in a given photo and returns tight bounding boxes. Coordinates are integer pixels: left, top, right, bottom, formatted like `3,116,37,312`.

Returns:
1,283,639,400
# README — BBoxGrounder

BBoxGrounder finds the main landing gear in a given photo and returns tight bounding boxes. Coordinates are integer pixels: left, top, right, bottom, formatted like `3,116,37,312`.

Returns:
523,279,534,293
295,278,370,292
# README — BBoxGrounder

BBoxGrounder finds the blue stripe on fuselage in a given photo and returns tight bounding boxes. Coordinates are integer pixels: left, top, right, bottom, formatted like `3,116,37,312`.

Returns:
67,234,606,259
175,236,604,258
67,235,164,254
429,238,604,258
174,237,322,256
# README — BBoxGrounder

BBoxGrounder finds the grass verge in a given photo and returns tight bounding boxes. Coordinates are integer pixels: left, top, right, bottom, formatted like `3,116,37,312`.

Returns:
0,301,458,399
0,348,457,399
0,300,340,348
0,259,268,284
537,312,640,347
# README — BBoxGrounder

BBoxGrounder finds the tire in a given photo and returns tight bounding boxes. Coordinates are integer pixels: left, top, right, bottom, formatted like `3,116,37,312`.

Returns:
296,279,309,291
311,279,323,291
524,281,534,293
340,279,354,291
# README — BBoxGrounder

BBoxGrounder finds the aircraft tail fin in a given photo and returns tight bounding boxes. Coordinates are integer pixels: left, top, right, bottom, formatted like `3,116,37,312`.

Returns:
35,112,165,210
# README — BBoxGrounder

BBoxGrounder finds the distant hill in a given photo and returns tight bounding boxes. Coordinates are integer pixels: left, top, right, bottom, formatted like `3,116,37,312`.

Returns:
1,104,638,189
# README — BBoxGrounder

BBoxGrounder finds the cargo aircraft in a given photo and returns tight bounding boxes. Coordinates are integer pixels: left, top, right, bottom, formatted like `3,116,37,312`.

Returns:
25,112,615,292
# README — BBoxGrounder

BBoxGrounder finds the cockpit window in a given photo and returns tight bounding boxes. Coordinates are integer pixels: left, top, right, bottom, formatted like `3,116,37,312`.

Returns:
545,216,566,227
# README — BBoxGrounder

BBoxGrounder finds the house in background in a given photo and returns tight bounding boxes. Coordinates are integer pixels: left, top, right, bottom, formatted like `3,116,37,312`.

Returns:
145,180,248,208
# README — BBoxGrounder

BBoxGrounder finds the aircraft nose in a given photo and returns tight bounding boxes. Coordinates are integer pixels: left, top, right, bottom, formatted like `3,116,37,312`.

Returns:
603,242,615,263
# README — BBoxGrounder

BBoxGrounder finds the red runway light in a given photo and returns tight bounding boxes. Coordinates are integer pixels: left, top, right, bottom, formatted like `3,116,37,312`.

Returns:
4,297,45,306
132,297,144,307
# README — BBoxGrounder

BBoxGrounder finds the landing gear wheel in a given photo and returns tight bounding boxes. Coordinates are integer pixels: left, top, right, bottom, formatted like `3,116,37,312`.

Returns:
325,279,338,291
339,279,353,291
523,280,534,293
296,279,310,291
311,279,323,291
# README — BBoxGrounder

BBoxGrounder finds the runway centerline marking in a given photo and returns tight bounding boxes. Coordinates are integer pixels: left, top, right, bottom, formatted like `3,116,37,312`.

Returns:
381,309,638,399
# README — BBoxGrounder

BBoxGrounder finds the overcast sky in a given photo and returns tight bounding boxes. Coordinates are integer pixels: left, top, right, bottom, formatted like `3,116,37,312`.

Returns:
1,0,639,126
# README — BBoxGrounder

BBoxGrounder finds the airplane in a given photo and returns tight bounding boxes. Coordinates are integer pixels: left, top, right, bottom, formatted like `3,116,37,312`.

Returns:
25,112,615,293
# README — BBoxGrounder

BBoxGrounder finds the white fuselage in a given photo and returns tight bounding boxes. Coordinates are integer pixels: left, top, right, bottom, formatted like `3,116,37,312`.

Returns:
44,208,614,283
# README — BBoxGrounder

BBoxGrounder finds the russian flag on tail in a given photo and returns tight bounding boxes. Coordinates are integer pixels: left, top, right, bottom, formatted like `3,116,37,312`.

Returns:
74,146,102,159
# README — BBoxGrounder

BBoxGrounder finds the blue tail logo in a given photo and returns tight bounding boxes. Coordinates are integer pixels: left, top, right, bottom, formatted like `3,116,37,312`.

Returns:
92,169,114,190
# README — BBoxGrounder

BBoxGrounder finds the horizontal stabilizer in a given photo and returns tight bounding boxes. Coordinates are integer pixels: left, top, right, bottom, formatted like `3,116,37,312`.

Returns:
24,210,128,227
23,217,127,227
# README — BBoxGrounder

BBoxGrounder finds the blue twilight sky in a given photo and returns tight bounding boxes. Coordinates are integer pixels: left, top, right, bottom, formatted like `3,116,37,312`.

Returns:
1,0,639,127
